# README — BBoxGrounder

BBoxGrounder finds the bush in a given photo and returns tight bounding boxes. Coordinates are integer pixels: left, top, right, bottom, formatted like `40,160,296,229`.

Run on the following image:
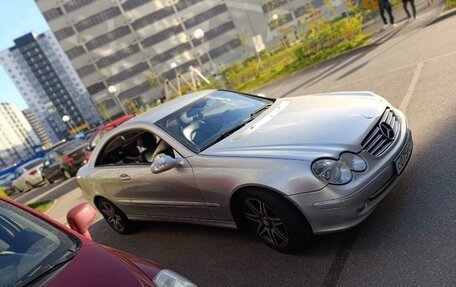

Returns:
445,0,456,10
216,13,367,92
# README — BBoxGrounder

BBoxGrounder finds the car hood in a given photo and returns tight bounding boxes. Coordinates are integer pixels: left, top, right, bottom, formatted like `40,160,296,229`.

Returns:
48,244,161,287
203,92,387,161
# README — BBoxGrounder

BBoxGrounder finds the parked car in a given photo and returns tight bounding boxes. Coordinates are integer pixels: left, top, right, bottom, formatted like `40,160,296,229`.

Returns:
77,89,413,253
0,173,15,195
42,139,88,184
85,114,135,162
11,158,45,193
0,197,197,287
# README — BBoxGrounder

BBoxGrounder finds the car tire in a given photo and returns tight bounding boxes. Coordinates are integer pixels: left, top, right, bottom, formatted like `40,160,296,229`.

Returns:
63,169,72,179
96,198,134,235
239,189,311,254
13,187,22,194
44,177,53,185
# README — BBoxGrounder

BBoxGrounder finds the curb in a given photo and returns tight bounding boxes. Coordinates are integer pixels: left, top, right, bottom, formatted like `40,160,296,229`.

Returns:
427,7,456,25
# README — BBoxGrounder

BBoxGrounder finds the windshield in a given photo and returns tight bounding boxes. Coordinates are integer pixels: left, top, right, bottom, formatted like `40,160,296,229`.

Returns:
54,139,86,155
0,200,79,286
156,91,273,153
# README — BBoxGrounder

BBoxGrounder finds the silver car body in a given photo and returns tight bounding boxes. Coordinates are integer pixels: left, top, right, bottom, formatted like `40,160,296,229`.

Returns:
77,90,412,234
12,158,45,192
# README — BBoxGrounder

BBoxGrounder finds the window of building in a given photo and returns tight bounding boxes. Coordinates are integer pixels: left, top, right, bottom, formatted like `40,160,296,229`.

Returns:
131,6,174,31
141,25,183,48
183,4,228,29
75,7,121,32
43,7,63,21
85,26,130,51
54,27,75,41
63,0,95,13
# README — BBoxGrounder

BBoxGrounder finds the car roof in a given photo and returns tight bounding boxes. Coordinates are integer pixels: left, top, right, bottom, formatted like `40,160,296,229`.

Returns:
127,89,215,125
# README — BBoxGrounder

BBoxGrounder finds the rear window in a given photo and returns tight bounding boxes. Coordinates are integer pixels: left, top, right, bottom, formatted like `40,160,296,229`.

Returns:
55,139,86,154
24,159,44,170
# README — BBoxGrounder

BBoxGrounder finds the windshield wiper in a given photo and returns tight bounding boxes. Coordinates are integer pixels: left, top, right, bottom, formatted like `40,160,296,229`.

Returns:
14,249,77,287
201,104,272,150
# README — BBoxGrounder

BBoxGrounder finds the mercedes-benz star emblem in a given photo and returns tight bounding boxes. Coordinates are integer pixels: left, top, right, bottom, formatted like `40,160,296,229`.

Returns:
379,122,395,140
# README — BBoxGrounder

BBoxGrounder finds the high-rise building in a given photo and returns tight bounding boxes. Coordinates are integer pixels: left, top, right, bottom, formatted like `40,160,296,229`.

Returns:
23,109,53,148
0,32,102,143
35,0,348,119
0,103,41,166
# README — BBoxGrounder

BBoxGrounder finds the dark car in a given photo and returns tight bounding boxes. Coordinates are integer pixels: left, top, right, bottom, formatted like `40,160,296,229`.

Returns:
42,139,88,184
0,197,196,287
0,173,15,195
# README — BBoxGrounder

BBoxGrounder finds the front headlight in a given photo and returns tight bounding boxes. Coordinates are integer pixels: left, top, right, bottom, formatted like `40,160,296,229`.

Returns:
312,153,367,185
153,269,197,287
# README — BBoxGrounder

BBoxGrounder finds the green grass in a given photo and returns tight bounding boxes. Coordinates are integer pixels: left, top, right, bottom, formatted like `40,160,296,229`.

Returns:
232,34,371,93
445,0,456,10
28,200,53,213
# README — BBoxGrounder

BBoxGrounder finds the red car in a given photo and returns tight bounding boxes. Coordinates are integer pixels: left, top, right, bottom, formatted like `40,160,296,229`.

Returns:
0,197,196,287
85,114,135,161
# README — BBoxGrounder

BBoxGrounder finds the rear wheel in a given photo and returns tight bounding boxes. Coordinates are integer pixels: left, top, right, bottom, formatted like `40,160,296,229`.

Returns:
239,189,311,253
63,169,72,179
97,198,134,234
44,177,52,185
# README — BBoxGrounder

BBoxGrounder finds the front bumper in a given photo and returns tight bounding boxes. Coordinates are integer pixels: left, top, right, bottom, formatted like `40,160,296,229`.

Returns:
290,118,413,234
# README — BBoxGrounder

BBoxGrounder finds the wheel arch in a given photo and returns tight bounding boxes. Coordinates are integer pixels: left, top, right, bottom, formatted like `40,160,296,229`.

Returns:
229,184,314,232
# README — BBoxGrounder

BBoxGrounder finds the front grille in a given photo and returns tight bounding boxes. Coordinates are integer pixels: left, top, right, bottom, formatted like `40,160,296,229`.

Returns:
361,108,400,157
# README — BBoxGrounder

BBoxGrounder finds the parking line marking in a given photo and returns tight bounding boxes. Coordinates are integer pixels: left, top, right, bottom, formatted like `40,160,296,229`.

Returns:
400,62,424,112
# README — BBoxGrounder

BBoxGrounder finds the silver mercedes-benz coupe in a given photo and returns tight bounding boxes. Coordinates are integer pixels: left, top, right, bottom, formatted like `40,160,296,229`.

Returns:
77,89,413,253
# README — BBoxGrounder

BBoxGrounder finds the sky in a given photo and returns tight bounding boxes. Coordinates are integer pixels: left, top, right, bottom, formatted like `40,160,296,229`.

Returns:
0,0,50,110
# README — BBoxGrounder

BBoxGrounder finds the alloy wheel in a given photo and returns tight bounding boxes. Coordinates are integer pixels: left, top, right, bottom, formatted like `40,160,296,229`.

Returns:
243,198,289,248
100,201,125,233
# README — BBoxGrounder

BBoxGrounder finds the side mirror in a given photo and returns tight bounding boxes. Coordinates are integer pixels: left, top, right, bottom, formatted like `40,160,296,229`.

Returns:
67,202,97,240
151,155,184,174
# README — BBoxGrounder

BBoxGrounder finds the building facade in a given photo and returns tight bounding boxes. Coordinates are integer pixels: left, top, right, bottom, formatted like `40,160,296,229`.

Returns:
35,0,347,119
0,32,102,143
23,109,53,148
0,103,41,166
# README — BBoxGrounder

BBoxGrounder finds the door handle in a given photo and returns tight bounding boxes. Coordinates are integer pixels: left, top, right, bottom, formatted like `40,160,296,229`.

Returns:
119,174,131,181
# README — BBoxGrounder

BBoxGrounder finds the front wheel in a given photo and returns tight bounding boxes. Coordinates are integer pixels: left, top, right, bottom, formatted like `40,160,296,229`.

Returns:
44,177,53,185
97,198,134,234
239,190,311,253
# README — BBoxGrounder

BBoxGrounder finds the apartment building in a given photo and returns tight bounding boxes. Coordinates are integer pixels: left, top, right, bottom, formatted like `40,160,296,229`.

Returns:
36,0,347,118
0,103,41,165
0,32,102,143
23,108,53,148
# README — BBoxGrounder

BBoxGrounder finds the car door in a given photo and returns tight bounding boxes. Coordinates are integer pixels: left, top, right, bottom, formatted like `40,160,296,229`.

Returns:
13,169,25,190
103,129,211,220
43,151,61,181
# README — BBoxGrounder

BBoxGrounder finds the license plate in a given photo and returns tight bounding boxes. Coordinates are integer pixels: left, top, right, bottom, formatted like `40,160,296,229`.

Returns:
394,133,413,175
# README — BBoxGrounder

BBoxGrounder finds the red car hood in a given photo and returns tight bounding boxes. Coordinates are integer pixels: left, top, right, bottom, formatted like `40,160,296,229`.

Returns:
48,244,161,287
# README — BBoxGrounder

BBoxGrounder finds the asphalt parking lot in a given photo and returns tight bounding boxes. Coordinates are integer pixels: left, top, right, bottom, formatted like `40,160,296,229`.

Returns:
22,7,456,287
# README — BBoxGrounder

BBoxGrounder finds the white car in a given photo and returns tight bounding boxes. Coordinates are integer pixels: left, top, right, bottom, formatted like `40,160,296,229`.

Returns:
11,158,45,193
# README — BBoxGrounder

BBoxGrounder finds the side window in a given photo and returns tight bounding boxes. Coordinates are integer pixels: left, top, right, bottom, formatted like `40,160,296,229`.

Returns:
95,130,176,166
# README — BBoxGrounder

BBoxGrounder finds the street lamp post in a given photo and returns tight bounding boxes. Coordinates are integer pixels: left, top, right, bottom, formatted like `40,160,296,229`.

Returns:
193,28,215,73
170,62,181,96
62,115,77,136
108,85,128,116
